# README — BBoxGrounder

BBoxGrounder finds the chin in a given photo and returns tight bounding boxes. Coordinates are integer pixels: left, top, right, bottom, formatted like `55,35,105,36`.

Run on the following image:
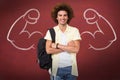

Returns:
60,23,67,25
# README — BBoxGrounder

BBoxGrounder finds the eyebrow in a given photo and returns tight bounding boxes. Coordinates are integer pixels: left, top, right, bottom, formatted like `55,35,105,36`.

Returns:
58,13,68,15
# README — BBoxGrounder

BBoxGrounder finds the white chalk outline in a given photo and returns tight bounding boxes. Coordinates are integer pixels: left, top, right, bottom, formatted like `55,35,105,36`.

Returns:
7,8,43,50
81,8,117,50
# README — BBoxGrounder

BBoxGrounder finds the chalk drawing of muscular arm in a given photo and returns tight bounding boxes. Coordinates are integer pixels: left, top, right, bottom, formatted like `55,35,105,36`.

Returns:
81,8,117,50
7,8,43,50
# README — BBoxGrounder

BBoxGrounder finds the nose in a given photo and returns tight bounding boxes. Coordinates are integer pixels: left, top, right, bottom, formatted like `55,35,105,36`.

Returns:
61,16,65,19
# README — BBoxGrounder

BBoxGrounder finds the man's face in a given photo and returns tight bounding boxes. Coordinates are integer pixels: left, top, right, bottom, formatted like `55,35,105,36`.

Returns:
56,10,68,25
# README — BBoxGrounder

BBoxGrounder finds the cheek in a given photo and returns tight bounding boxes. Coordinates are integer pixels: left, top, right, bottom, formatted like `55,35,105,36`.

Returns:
56,17,59,20
65,16,69,20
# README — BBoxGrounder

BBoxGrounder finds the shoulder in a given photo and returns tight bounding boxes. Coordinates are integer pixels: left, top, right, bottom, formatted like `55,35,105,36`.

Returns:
68,25,79,31
53,26,58,30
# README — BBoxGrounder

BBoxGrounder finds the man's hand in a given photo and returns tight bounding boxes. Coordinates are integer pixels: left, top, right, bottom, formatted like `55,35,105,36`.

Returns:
51,43,56,48
67,40,75,47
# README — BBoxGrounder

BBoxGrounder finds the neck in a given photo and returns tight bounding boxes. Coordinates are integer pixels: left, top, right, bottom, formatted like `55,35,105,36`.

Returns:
58,24,67,32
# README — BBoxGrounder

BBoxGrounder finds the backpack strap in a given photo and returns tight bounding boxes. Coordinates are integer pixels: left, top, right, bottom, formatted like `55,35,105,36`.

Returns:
49,28,55,43
48,28,55,71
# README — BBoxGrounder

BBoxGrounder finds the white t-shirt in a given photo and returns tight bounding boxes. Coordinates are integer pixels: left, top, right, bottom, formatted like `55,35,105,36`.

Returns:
58,32,72,67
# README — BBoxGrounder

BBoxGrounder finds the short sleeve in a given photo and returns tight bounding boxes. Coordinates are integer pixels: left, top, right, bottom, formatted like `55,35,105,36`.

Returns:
73,28,82,40
44,30,52,40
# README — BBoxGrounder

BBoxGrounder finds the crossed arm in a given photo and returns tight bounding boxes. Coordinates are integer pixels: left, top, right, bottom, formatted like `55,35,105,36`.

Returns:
46,40,80,54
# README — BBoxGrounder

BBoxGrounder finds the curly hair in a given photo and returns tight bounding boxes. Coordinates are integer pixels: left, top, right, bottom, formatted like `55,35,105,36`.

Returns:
51,3,74,24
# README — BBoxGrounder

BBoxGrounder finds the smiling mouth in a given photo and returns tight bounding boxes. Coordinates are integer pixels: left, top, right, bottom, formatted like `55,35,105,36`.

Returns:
61,19,66,22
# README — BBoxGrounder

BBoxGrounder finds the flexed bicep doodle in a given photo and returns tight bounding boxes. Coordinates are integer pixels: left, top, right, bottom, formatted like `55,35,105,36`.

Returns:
7,8,43,50
81,8,117,50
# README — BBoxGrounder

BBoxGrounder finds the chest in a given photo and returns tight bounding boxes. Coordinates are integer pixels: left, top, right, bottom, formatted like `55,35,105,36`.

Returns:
55,31,75,43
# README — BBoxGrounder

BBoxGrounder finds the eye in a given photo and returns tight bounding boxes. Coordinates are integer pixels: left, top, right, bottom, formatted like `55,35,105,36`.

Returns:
58,14,62,16
64,14,67,17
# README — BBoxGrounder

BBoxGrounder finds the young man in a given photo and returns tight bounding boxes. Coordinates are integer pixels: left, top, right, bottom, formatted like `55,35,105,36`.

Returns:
44,3,81,80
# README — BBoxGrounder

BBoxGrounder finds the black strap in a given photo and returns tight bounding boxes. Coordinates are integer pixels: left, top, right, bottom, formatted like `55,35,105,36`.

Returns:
49,28,55,72
49,28,55,43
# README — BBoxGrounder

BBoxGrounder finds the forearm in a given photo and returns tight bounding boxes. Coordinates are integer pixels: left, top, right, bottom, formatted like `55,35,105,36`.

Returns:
46,40,63,54
46,47,63,54
46,40,80,54
58,44,79,53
